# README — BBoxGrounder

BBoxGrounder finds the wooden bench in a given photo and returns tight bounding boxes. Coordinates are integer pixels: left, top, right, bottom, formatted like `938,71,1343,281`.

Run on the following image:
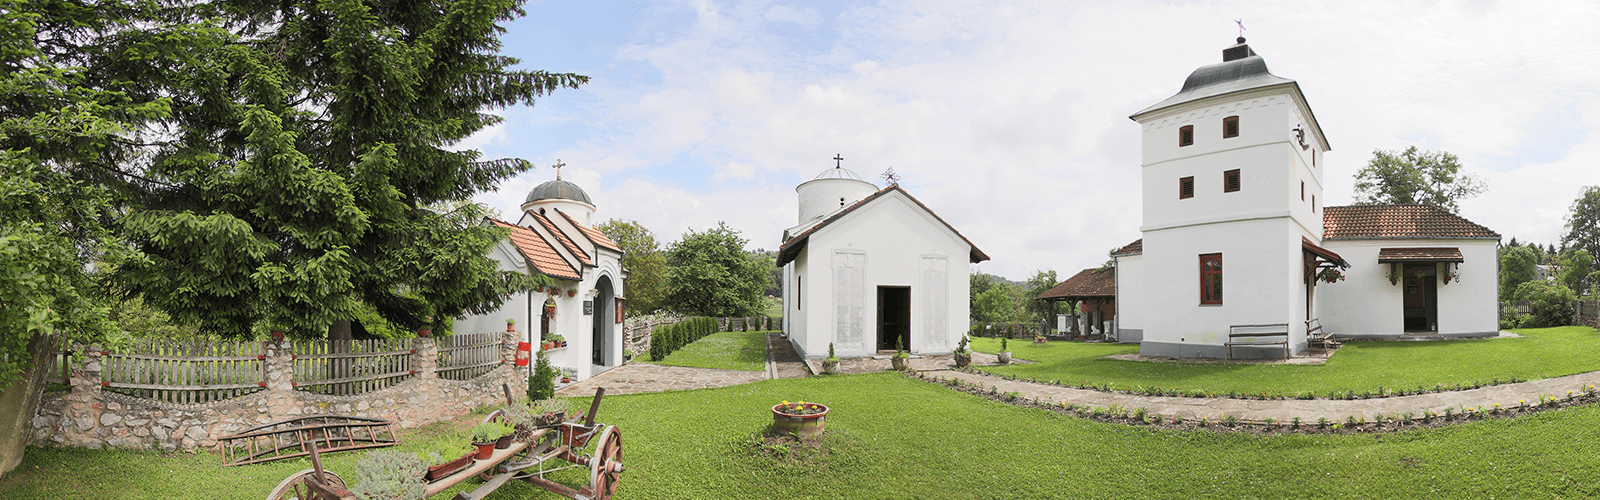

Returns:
1226,323,1290,360
1305,318,1338,349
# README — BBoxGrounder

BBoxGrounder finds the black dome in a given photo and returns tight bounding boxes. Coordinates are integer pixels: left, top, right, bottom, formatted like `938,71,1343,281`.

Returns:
525,179,592,205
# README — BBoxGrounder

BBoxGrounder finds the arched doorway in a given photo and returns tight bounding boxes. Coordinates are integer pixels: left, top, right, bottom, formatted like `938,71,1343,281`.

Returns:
592,276,614,369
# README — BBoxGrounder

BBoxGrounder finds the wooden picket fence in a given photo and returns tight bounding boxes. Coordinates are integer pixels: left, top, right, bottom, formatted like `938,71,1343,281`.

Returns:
437,332,502,381
292,339,412,396
101,340,265,404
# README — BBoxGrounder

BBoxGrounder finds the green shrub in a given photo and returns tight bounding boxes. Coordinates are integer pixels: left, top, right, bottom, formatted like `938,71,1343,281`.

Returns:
528,349,556,401
349,450,425,500
1514,280,1577,328
1499,310,1527,330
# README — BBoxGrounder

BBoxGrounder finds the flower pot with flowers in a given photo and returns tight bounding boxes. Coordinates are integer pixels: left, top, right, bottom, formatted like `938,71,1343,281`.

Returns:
821,343,840,374
891,337,910,371
771,400,829,438
953,336,972,368
997,336,1011,365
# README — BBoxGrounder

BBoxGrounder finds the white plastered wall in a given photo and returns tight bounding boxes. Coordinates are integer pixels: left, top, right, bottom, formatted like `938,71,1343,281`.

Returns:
1114,254,1144,340
1319,239,1500,337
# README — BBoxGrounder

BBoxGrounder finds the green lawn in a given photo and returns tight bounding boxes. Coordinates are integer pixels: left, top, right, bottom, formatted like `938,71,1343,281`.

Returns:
646,330,768,371
7,373,1600,498
761,296,783,317
970,326,1600,397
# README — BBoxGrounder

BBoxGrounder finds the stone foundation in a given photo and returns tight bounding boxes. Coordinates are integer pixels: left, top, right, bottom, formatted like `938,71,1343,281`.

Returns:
30,332,524,452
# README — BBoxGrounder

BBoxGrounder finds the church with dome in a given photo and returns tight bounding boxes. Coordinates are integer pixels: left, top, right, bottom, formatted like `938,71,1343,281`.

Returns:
457,168,627,382
778,162,988,360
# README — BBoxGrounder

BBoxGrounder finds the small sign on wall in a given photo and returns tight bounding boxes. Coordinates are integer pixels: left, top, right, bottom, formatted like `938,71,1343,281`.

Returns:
583,300,594,315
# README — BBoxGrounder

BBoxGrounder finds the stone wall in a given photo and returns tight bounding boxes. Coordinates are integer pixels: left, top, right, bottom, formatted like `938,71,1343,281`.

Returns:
30,331,523,452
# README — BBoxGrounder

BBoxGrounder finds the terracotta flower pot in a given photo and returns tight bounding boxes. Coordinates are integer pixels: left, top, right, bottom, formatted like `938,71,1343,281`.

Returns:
269,331,285,341
567,290,577,297
542,341,554,351
425,452,475,481
771,403,829,439
494,434,514,449
473,442,495,460
418,328,432,338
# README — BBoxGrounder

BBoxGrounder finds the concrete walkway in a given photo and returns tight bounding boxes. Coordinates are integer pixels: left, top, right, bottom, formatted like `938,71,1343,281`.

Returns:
556,332,812,397
925,368,1600,422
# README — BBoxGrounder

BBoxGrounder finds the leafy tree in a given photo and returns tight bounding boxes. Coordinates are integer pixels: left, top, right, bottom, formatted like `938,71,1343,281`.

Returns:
1563,186,1600,260
1513,280,1576,328
970,270,996,313
1557,250,1593,298
1024,269,1060,321
61,0,587,338
1352,146,1485,213
596,219,668,315
1499,246,1539,301
664,222,769,317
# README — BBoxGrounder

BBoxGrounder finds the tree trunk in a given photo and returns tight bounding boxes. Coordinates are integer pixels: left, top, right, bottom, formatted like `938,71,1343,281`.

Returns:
0,335,54,478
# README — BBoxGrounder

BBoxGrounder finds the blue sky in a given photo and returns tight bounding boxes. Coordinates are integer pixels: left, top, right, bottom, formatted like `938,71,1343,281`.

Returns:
466,0,1600,279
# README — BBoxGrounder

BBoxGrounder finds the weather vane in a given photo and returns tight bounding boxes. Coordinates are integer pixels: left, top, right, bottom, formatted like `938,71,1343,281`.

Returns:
833,154,844,168
1235,19,1246,38
552,159,565,180
880,167,899,186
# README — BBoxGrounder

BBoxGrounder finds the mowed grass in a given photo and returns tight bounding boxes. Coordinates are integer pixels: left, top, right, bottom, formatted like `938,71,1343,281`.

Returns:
10,373,1599,499
646,330,769,371
970,326,1600,396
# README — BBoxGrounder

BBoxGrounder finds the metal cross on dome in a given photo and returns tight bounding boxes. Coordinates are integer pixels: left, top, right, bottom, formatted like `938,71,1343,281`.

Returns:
552,159,566,180
1235,19,1246,38
881,167,900,186
833,154,844,168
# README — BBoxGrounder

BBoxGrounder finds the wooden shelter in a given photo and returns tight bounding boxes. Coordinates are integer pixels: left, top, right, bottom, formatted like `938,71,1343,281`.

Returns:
1036,267,1116,337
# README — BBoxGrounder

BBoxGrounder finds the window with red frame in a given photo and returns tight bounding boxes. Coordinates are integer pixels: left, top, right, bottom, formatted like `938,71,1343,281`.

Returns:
1200,253,1223,305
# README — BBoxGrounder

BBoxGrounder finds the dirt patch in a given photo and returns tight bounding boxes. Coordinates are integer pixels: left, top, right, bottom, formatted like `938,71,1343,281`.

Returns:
739,425,855,473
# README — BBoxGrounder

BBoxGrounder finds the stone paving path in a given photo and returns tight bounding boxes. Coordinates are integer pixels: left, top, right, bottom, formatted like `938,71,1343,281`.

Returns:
555,362,768,397
766,332,810,379
925,368,1600,422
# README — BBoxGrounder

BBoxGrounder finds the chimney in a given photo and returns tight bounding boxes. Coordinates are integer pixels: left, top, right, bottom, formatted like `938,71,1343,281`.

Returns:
1222,37,1256,62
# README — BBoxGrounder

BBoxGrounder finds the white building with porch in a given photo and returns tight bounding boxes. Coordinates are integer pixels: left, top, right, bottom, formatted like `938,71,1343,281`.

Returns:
778,164,989,360
1110,38,1500,359
458,173,627,381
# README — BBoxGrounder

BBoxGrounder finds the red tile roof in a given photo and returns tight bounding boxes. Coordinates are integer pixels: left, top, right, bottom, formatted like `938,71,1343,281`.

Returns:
1323,205,1499,240
1377,247,1464,263
491,220,581,281
556,209,622,254
1111,239,1143,256
777,185,989,267
530,211,593,267
1037,267,1116,299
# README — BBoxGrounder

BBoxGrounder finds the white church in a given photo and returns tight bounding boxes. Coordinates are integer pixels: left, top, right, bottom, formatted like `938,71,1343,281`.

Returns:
1110,38,1501,360
778,163,989,360
458,170,628,381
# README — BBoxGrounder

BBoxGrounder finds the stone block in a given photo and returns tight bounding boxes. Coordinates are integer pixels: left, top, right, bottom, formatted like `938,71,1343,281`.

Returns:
99,413,122,426
184,426,208,441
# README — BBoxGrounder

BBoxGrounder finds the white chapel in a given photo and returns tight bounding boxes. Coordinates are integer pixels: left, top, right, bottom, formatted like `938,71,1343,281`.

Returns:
458,171,628,381
778,162,988,360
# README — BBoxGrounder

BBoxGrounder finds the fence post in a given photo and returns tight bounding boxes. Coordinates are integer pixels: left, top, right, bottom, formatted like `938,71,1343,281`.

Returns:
413,337,438,380
59,343,105,439
263,341,294,392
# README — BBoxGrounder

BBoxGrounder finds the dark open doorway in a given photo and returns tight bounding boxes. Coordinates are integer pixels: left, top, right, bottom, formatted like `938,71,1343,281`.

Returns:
593,276,614,368
1402,264,1438,332
876,286,910,352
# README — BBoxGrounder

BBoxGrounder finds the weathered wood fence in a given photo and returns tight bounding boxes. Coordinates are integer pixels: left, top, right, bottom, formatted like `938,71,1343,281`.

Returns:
292,339,413,396
101,340,265,404
437,332,503,381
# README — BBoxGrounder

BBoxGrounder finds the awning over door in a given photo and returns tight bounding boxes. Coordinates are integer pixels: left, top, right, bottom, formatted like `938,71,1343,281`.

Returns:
1377,247,1463,263
1301,237,1349,268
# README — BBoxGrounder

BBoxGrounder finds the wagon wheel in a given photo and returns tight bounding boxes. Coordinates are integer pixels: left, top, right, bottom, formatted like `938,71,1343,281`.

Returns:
587,426,623,500
266,468,345,500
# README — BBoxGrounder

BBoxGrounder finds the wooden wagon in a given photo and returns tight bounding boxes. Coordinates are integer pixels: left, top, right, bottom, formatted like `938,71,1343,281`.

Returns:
266,388,623,500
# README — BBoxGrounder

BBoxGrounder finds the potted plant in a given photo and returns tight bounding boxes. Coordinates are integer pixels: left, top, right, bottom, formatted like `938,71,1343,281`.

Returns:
488,421,516,449
548,333,566,348
567,288,578,297
349,450,426,500
469,422,503,460
953,336,971,368
541,339,554,351
1034,333,1047,344
533,398,568,426
771,400,829,438
499,404,536,442
423,445,475,482
821,343,839,374
891,337,910,371
506,318,516,332
997,336,1011,365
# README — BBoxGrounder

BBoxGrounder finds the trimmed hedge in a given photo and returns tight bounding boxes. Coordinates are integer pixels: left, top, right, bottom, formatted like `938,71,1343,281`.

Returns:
649,317,719,361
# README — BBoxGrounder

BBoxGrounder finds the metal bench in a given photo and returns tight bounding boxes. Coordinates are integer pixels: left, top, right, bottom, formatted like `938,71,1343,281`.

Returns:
1226,323,1290,360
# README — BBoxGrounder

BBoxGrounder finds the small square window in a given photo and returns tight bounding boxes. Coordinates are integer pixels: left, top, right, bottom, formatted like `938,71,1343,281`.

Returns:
1179,125,1194,147
1179,176,1194,199
1223,169,1240,193
1222,116,1239,138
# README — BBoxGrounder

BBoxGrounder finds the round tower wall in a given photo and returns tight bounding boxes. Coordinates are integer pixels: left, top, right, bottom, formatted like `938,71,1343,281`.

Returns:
796,177,878,224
